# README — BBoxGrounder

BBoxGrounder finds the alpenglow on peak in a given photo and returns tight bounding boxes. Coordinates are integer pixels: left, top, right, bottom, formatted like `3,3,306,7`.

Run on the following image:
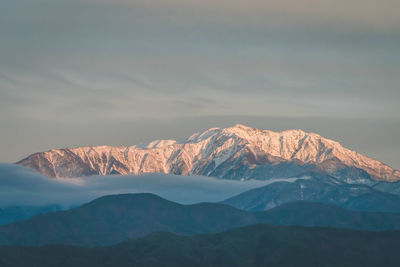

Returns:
17,124,400,182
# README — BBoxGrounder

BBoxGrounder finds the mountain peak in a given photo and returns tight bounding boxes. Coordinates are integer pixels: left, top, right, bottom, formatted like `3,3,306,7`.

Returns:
17,125,400,182
230,123,256,131
133,140,177,149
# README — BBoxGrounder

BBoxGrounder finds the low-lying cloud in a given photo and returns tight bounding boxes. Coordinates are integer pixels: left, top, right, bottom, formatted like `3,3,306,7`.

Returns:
0,163,280,207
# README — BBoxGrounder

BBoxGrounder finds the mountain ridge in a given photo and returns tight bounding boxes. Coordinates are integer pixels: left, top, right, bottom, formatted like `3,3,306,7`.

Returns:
221,173,400,212
0,193,259,246
17,124,400,182
3,193,400,247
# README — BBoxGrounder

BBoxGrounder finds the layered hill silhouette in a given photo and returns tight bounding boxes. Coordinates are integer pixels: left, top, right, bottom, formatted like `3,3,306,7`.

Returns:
17,124,400,183
1,224,400,267
0,193,259,246
2,193,400,246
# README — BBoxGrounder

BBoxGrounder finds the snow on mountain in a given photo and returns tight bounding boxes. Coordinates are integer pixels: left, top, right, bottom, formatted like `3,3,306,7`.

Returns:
133,140,177,149
16,124,400,182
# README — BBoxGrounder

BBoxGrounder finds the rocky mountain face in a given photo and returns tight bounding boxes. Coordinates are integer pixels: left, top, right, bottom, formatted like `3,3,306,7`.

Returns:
17,124,400,183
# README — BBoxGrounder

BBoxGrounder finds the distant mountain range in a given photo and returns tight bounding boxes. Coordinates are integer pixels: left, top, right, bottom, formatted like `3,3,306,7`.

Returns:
17,124,400,184
2,193,400,247
1,223,400,267
222,173,400,212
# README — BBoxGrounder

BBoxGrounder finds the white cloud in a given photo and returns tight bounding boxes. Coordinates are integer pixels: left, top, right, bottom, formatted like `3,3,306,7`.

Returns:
0,164,274,207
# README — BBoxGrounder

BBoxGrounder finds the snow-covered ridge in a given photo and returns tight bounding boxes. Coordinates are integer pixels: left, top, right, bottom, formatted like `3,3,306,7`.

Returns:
17,124,400,182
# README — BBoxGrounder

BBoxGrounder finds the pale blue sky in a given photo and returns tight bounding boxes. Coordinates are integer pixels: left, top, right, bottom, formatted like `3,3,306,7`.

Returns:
0,0,399,168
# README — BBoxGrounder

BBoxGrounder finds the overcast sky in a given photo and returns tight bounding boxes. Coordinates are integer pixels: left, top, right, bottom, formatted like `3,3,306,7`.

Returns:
1,0,399,169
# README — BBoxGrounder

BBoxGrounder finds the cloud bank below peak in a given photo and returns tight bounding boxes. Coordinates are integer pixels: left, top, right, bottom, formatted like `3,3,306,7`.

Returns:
0,164,277,207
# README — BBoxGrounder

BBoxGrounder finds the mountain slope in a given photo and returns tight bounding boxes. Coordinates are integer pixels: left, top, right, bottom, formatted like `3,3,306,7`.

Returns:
17,124,400,183
222,173,400,212
3,193,400,246
261,201,400,230
1,224,400,267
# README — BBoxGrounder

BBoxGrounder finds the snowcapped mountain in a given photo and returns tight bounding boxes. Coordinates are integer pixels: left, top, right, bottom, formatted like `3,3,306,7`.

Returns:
17,124,400,183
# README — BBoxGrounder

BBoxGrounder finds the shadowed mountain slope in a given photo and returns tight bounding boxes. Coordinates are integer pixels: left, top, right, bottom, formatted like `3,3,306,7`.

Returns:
261,201,400,230
0,193,259,246
222,174,400,213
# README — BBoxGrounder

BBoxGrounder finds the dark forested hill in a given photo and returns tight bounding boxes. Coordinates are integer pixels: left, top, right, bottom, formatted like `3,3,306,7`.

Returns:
0,193,259,246
1,224,400,267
